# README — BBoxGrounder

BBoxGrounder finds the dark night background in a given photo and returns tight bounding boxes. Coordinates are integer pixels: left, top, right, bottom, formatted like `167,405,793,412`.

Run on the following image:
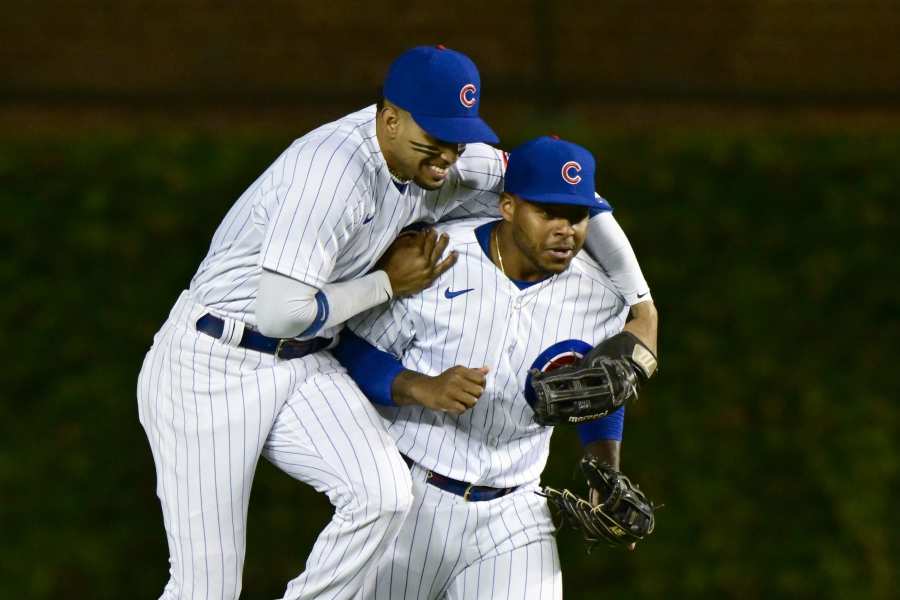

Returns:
1,2,898,598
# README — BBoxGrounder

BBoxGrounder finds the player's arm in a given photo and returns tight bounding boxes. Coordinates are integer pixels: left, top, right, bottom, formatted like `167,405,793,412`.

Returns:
332,330,486,415
578,406,636,550
578,409,632,550
624,300,658,357
330,330,406,405
583,209,659,356
577,407,624,470
256,229,455,338
256,269,390,338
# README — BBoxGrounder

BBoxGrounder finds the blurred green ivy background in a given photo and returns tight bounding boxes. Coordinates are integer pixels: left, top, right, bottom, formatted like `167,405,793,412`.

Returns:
1,129,896,599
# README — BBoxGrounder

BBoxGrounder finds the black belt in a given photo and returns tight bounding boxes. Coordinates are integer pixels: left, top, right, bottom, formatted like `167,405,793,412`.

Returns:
196,313,331,359
401,455,517,502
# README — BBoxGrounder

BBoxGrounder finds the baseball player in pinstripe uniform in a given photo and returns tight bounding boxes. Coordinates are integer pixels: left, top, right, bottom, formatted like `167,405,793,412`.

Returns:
333,136,645,599
137,44,656,600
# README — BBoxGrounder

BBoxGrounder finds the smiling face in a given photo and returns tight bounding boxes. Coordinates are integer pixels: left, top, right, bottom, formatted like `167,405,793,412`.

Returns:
376,101,464,190
499,193,590,278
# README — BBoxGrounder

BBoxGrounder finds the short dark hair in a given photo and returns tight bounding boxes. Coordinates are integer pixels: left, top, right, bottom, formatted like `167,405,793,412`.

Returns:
376,86,384,111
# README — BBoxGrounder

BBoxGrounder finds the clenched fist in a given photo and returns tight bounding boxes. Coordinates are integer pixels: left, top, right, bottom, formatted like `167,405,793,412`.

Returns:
393,365,489,415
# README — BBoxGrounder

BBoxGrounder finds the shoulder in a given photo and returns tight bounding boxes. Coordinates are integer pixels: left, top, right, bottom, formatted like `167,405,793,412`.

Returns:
433,217,492,253
453,144,506,189
303,105,377,144
278,106,379,179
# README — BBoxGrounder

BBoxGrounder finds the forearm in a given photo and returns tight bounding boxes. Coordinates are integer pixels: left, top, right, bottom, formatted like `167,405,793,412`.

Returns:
577,406,625,468
623,300,658,356
583,439,621,471
256,269,393,338
391,370,431,406
333,332,485,414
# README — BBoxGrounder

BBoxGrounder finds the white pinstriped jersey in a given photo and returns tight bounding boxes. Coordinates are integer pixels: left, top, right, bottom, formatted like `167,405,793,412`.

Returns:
188,105,505,339
347,218,630,488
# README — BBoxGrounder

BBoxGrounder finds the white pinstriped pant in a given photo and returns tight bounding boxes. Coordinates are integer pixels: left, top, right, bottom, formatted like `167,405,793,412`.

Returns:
356,461,563,600
137,291,413,600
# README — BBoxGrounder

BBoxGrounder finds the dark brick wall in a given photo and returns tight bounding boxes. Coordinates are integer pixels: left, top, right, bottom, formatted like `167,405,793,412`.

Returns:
3,1,899,108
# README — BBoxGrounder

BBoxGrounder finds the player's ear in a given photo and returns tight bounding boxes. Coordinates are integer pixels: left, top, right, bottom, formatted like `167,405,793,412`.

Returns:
379,103,402,139
499,192,516,222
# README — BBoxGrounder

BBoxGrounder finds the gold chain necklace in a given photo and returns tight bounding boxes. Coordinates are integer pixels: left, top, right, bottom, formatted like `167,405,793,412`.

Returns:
494,226,506,276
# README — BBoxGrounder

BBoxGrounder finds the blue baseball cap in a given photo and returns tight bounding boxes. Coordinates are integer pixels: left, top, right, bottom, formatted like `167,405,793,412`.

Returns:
383,45,499,145
505,136,607,211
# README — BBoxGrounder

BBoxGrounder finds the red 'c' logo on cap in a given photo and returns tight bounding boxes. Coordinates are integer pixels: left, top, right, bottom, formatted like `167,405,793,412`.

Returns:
561,161,582,184
459,84,477,108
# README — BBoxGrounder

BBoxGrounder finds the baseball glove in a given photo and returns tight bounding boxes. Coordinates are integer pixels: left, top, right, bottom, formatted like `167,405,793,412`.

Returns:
529,332,657,426
541,457,656,550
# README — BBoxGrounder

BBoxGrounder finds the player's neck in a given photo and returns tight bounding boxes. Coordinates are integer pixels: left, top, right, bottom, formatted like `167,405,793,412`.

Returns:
493,222,548,283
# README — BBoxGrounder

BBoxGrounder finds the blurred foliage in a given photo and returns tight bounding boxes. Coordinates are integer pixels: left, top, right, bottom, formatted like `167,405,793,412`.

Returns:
0,130,897,599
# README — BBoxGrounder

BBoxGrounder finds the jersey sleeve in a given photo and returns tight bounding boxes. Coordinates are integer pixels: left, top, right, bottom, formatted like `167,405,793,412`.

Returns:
259,138,368,288
582,210,652,306
438,145,506,220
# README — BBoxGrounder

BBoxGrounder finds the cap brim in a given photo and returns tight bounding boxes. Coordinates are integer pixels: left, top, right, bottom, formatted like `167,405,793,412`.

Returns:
412,113,500,144
517,192,611,213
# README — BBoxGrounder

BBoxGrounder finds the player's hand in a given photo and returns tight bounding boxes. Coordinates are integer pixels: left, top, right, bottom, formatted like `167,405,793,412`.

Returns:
394,366,488,415
378,229,457,297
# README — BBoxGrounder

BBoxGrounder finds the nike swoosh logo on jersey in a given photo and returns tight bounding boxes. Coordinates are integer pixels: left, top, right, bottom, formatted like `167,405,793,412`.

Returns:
363,214,375,224
444,287,474,299
637,291,649,299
